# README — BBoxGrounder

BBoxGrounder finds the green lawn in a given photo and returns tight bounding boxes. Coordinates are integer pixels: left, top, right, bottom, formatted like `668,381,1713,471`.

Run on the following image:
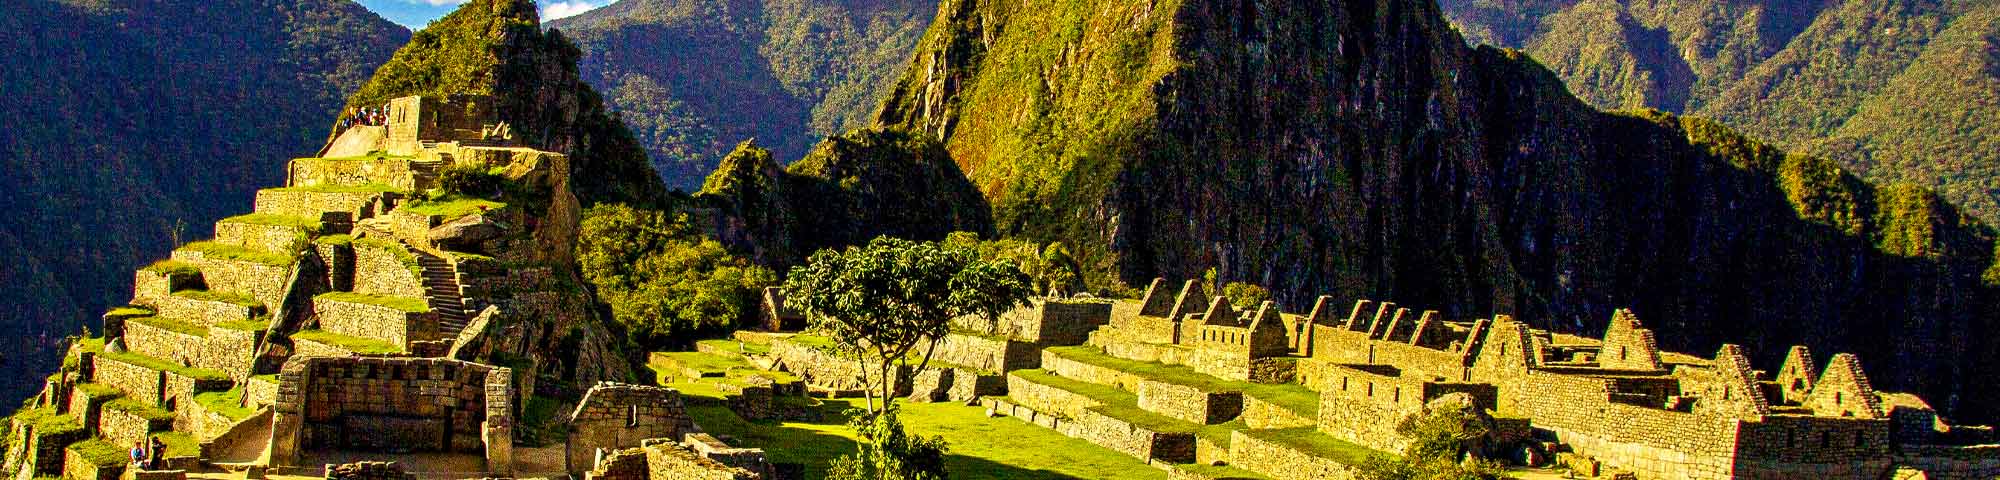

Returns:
1043,346,1319,417
195,388,255,420
647,351,801,402
173,289,262,308
686,398,1168,480
404,195,506,219
292,329,403,355
316,292,431,313
179,241,296,266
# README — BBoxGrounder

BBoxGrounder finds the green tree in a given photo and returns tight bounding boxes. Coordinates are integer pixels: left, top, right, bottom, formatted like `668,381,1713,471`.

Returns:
1221,282,1274,310
784,236,1034,412
576,204,776,347
827,405,949,480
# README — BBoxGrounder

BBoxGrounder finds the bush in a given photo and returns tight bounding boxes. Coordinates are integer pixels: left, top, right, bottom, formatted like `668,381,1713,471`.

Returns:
827,405,948,480
438,164,507,199
577,204,776,347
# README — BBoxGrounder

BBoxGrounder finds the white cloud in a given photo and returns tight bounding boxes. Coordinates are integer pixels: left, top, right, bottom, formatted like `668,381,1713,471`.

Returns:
541,1,604,20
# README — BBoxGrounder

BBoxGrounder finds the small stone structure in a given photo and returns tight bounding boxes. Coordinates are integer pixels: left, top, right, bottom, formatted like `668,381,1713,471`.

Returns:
758,288,806,332
268,356,514,472
564,383,698,475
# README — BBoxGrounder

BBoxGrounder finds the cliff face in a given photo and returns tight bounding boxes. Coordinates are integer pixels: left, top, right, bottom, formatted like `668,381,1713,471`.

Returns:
0,0,405,407
551,0,939,189
877,0,2000,421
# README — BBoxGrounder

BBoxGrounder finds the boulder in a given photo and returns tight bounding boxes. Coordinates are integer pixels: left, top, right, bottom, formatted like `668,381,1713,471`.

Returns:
428,213,505,248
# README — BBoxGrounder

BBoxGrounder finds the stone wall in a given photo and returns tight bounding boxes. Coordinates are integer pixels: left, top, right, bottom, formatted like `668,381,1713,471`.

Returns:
271,357,510,464
254,189,386,219
63,446,123,480
325,461,416,480
1006,372,1103,418
168,250,292,313
93,356,165,405
644,441,759,480
132,269,200,306
583,446,648,480
1093,335,1199,366
100,404,168,448
313,296,435,346
1499,370,1749,480
288,157,417,191
123,320,259,382
1896,445,2000,480
1065,407,1195,463
246,377,279,409
150,293,261,328
293,336,361,358
1228,430,1361,480
934,333,1039,373
1137,380,1242,424
565,383,697,474
768,337,908,395
1041,350,1146,391
215,221,309,254
352,241,424,298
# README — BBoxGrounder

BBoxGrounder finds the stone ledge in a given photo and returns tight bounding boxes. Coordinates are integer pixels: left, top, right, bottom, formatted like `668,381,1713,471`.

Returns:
150,291,262,328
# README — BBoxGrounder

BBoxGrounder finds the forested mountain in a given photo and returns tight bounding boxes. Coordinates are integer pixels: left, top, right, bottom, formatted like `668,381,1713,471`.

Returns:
869,0,2000,424
549,0,938,189
0,0,405,405
1441,0,2000,222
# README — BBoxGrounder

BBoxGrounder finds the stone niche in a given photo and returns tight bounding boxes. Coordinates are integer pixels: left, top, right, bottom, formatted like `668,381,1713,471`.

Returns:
268,357,512,470
565,383,698,474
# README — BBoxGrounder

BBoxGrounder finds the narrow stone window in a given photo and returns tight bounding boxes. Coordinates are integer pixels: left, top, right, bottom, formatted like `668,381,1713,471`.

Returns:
1820,432,1831,448
1835,391,1844,405
1393,387,1401,403
1340,377,1348,391
627,405,640,428
1367,382,1374,397
1854,431,1865,448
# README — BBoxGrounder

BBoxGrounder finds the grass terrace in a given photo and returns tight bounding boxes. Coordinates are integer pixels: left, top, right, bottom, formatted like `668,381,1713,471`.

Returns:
130,316,209,337
73,383,124,400
219,213,323,233
196,388,255,420
352,236,421,271
647,351,801,401
173,289,262,308
1044,345,1319,417
141,260,200,276
105,398,175,423
154,432,198,457
1239,428,1380,465
10,408,83,438
1173,463,1275,480
97,349,230,382
67,439,128,468
697,338,771,357
268,182,400,194
105,306,155,318
405,194,506,219
292,329,402,355
215,320,268,332
179,241,297,266
1007,369,1221,443
317,292,431,313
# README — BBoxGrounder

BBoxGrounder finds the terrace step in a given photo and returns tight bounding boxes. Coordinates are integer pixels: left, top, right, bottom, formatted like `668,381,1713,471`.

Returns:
404,242,472,340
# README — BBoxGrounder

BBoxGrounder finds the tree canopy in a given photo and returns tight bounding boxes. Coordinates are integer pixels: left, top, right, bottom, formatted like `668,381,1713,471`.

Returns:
576,204,776,347
784,236,1034,411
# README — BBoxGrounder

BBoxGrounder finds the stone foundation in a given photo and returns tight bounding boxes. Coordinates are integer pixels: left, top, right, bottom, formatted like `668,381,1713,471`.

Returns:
1228,430,1361,480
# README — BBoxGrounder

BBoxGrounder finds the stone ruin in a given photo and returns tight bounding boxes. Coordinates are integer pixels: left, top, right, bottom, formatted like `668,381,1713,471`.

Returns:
0,94,652,480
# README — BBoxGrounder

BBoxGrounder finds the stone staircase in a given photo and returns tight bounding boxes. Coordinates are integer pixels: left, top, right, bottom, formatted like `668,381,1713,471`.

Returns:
406,243,471,340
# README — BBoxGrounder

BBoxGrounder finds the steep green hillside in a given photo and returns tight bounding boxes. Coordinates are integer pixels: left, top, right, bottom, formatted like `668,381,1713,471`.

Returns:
1445,0,2000,224
0,0,404,406
550,0,937,189
875,0,2000,422
1811,5,2000,220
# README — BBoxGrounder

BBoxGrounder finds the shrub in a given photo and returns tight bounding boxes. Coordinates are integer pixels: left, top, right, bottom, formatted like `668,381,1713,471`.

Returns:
577,204,777,347
827,405,948,480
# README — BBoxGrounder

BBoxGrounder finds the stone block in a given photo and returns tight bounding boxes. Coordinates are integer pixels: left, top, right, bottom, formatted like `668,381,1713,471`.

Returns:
1137,380,1243,425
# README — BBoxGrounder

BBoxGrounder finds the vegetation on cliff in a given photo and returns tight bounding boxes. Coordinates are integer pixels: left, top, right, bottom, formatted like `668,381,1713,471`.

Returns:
550,0,939,189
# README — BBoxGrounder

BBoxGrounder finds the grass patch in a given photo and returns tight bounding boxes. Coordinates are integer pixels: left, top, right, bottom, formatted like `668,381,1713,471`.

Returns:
154,432,198,457
179,241,296,266
404,195,506,219
219,213,323,233
687,398,1169,480
352,236,420,268
129,316,209,338
1240,428,1382,465
215,320,268,332
651,351,748,374
105,306,155,318
97,349,229,382
67,439,128,467
104,398,174,422
141,260,200,276
251,374,279,384
1174,463,1274,480
12,408,83,438
172,289,262,308
1044,346,1319,417
316,292,430,313
314,234,354,246
649,352,800,401
269,182,400,194
73,383,124,400
195,388,254,420
698,338,772,356
293,329,403,355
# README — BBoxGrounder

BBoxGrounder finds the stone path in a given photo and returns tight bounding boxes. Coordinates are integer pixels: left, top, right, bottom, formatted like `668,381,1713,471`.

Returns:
408,243,471,338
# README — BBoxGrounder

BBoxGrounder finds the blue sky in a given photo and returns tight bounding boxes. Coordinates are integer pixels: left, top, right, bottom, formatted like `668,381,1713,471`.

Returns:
354,0,611,29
